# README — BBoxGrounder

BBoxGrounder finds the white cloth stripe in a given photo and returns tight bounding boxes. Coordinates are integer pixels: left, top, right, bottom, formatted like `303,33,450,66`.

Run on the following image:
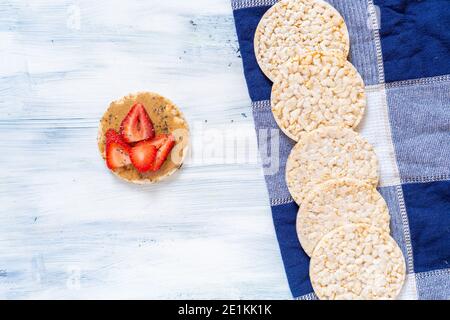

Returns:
367,0,385,84
295,292,318,300
416,268,450,279
359,84,401,187
396,185,415,274
251,100,271,109
402,174,450,184
397,273,418,300
231,0,277,10
271,197,294,206
386,74,450,88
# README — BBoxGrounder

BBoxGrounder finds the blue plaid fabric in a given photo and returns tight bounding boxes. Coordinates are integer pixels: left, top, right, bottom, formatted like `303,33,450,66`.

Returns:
231,0,450,300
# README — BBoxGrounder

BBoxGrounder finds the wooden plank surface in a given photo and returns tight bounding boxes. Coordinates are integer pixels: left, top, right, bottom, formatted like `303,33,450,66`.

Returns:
0,0,291,299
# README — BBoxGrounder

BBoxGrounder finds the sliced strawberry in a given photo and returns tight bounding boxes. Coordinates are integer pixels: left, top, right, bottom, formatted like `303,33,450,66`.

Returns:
106,128,125,144
130,140,157,173
147,134,171,149
105,129,132,170
151,134,175,171
120,103,155,144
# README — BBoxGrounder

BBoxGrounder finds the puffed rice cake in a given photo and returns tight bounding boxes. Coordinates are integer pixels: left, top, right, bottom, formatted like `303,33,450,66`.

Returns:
254,0,350,81
310,223,406,300
286,126,379,204
297,178,390,256
271,51,366,142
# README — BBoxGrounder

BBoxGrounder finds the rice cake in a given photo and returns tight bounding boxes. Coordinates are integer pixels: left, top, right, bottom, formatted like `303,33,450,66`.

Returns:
310,223,406,300
297,178,390,256
286,126,378,204
254,0,350,81
271,51,366,142
98,92,189,184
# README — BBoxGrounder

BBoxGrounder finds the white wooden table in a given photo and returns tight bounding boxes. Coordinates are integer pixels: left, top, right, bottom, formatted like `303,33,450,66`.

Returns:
0,0,291,299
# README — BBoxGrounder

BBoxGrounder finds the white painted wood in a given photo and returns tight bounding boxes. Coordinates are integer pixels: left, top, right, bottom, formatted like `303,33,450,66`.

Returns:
0,0,291,299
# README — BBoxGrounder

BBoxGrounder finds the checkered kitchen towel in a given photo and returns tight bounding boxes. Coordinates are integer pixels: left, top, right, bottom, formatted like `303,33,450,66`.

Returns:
231,0,450,300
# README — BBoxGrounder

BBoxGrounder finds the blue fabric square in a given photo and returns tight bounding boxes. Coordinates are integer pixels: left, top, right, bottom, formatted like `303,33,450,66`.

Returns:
387,78,450,183
271,202,312,298
252,101,295,203
375,0,450,82
416,269,450,300
378,185,411,266
233,6,273,101
402,180,450,273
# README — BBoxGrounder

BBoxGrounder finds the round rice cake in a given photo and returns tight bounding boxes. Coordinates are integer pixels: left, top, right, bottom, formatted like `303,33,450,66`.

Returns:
286,126,378,204
310,223,406,300
98,92,189,184
297,178,390,256
271,51,366,142
254,0,350,81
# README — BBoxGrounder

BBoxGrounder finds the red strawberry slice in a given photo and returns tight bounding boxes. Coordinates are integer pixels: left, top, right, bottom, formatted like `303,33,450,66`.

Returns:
151,134,175,171
120,103,155,144
147,134,170,149
105,129,132,169
130,140,158,173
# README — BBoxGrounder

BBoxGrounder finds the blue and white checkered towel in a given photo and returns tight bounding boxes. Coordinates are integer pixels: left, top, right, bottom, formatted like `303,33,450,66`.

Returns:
231,0,450,300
